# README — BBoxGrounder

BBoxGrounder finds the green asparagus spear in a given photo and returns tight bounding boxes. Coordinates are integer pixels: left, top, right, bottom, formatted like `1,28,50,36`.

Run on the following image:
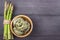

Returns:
3,1,9,39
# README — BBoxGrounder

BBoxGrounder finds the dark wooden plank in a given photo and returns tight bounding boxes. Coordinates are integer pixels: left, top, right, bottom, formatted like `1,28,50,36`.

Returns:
0,16,3,40
0,15,60,40
1,0,60,15
0,0,4,16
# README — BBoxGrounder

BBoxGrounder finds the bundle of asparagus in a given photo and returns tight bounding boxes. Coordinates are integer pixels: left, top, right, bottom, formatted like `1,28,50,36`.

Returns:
3,1,13,40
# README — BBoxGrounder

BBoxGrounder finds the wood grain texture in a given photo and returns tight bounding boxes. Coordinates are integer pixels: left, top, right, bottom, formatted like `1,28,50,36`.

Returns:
0,0,60,40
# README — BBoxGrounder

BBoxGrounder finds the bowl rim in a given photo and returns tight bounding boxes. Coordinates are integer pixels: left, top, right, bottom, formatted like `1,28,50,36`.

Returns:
10,15,33,38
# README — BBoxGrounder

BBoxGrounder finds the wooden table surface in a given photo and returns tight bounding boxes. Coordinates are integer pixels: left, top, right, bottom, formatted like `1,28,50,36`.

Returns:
0,0,60,40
